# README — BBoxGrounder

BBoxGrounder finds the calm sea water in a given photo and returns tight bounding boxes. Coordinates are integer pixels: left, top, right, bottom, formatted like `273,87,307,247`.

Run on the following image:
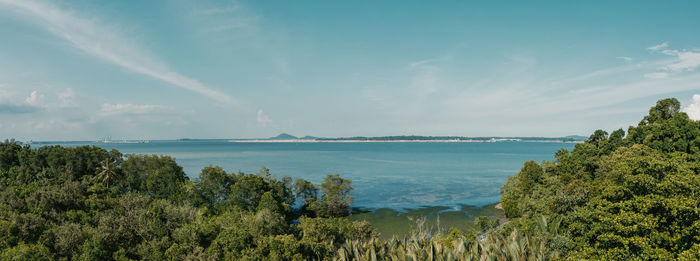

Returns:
40,140,574,209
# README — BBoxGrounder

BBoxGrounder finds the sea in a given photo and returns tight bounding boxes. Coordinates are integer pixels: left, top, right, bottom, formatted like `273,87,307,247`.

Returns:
37,140,574,210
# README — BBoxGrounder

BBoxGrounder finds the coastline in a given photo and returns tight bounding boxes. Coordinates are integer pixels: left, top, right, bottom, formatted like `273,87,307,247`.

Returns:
228,139,581,143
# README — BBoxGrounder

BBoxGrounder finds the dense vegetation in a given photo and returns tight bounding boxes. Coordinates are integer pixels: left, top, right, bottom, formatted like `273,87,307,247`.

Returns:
501,98,700,260
0,98,697,260
328,98,699,260
0,142,368,260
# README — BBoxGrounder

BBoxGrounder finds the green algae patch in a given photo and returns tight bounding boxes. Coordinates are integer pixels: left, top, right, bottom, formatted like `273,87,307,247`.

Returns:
348,204,504,240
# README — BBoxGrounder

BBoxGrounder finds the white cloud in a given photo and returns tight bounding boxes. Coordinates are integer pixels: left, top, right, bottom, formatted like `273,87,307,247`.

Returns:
98,103,172,116
0,0,238,106
643,72,669,79
617,56,633,62
408,59,436,69
556,63,643,84
188,3,260,36
683,94,700,121
647,42,669,52
0,89,42,114
411,66,439,95
256,109,272,127
192,6,242,16
645,42,700,77
57,88,76,107
408,59,440,96
663,51,700,72
24,90,42,106
529,73,700,115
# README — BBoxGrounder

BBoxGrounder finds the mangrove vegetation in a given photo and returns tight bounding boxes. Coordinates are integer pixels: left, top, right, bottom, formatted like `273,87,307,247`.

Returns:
0,98,698,260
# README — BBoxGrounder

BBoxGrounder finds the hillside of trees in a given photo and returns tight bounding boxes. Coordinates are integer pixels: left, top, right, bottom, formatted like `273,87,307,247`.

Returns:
0,98,698,260
0,141,367,260
499,98,699,259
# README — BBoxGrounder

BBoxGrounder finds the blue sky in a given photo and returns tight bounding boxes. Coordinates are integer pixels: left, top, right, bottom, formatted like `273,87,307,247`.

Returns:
0,0,699,140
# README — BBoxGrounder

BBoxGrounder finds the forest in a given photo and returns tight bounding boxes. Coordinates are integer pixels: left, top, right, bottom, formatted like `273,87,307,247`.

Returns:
0,98,698,260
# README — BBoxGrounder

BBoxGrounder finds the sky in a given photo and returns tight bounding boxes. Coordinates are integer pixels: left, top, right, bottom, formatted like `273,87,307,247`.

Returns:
0,0,699,141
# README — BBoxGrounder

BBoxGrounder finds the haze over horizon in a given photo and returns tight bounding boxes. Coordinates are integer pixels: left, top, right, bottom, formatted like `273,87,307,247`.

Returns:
1,0,700,141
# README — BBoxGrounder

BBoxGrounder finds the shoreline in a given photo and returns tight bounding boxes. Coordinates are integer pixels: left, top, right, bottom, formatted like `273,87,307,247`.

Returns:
228,139,581,143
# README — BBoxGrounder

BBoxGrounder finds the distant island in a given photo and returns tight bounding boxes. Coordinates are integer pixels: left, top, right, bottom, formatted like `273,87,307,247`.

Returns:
228,133,587,143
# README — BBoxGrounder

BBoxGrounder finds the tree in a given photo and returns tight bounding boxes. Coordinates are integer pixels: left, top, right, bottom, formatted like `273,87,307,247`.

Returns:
228,169,293,216
293,178,318,207
229,174,270,211
499,98,700,259
627,98,700,154
94,158,118,187
312,174,354,217
257,191,284,214
0,144,366,260
197,166,233,207
644,98,681,123
0,243,53,261
518,160,544,194
0,140,22,171
587,129,608,148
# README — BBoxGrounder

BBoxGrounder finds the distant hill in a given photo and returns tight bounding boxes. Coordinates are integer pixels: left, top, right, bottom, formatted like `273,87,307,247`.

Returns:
268,133,298,140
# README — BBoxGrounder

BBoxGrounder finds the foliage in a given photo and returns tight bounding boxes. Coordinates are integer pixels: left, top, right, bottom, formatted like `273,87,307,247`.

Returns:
500,98,700,260
311,174,354,218
336,225,563,261
0,141,366,260
0,97,696,260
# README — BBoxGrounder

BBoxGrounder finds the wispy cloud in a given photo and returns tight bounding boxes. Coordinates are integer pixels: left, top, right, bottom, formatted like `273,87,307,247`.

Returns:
24,90,43,106
410,65,439,96
0,90,43,114
408,58,439,69
0,104,40,114
443,43,700,123
683,94,700,121
643,72,669,79
192,5,242,16
0,0,237,106
617,56,633,62
663,50,700,72
530,74,700,115
98,103,172,116
256,109,272,127
646,42,700,75
647,42,669,52
408,57,449,96
554,63,643,84
57,88,76,108
189,3,259,35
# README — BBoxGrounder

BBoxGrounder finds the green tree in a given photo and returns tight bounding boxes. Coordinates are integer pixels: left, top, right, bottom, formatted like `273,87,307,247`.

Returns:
0,243,53,261
312,174,354,217
94,158,119,187
510,160,544,195
196,165,233,208
587,129,608,148
499,98,700,259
